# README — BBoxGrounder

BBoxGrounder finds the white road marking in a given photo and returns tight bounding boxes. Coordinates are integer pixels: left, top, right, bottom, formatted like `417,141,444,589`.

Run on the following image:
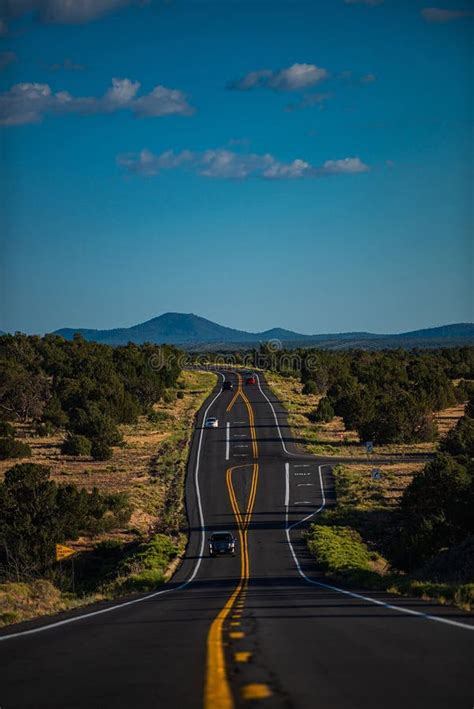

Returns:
234,454,248,458
294,501,313,505
294,464,310,468
284,462,474,632
297,483,315,487
234,444,249,448
0,374,227,643
255,374,300,457
226,421,230,461
233,434,248,438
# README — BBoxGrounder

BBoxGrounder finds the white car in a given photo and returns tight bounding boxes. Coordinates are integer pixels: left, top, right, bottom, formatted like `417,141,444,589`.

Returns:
204,417,219,428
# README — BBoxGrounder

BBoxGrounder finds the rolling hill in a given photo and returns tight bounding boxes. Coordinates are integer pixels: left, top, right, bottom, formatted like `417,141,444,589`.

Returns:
52,313,474,350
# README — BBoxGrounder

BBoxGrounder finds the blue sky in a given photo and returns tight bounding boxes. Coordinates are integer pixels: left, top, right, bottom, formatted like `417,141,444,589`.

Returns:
0,0,472,335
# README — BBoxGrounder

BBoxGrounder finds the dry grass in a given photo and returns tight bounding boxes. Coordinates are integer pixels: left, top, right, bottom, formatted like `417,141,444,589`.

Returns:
332,462,424,509
0,370,217,537
266,371,466,458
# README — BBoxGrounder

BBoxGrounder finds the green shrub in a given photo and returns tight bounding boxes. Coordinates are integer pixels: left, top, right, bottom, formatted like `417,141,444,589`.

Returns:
110,534,181,594
68,407,122,446
440,416,474,458
42,395,68,428
162,390,175,404
308,397,335,423
302,380,318,395
147,410,172,424
90,439,113,461
306,524,374,574
0,421,15,438
61,434,92,456
454,380,474,404
0,437,32,460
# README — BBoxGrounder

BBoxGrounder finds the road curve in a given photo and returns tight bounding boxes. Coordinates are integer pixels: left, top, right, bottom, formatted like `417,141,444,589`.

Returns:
0,370,473,709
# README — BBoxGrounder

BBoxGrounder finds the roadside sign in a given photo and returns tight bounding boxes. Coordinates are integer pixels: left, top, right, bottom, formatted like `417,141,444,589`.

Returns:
371,469,382,480
365,441,374,454
55,544,76,561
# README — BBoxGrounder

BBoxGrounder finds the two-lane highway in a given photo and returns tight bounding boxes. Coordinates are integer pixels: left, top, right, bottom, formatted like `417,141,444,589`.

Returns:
0,369,473,709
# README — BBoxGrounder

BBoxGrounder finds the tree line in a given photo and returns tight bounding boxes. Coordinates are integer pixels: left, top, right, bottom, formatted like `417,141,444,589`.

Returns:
266,345,474,444
0,333,181,460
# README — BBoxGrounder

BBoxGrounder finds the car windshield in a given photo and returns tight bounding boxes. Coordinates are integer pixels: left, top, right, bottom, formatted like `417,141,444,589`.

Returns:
207,418,216,422
211,533,232,541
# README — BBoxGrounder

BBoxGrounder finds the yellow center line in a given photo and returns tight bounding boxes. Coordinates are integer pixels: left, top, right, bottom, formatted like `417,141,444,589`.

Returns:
204,457,259,709
226,373,242,412
226,375,258,460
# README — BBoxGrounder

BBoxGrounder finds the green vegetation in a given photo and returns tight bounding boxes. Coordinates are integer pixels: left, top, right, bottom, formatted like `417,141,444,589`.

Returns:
108,534,184,594
261,345,473,444
0,365,217,628
61,434,92,456
0,419,32,460
0,463,132,578
0,333,181,458
306,525,385,588
309,397,334,423
0,579,73,627
306,391,474,609
0,437,31,460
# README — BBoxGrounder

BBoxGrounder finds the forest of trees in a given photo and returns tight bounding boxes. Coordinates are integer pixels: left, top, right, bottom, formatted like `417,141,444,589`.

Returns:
259,345,474,444
0,333,181,460
0,333,183,581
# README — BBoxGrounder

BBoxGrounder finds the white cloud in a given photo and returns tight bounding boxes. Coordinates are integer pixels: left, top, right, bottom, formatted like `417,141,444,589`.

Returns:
318,157,369,175
0,51,17,71
421,7,474,23
0,77,194,126
0,0,148,29
133,85,194,117
229,63,328,92
117,147,370,180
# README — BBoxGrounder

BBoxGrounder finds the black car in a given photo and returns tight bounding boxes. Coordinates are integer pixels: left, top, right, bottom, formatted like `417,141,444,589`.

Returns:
222,381,234,391
209,532,236,556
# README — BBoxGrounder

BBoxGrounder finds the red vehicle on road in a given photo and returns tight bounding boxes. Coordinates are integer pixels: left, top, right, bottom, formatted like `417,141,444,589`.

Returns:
245,374,257,385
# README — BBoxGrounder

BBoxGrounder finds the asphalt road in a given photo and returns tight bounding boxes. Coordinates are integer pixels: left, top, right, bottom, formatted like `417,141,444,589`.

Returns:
0,370,473,709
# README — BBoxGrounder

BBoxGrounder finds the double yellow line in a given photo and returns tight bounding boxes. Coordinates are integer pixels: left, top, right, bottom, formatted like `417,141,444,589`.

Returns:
204,463,259,709
204,372,260,709
226,373,258,459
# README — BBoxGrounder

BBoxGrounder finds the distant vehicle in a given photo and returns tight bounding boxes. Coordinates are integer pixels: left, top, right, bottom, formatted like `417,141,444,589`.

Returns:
209,532,236,556
204,417,219,428
222,381,234,391
245,374,257,385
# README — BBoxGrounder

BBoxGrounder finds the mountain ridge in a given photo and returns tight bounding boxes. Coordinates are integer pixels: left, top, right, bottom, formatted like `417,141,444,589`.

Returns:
50,313,474,349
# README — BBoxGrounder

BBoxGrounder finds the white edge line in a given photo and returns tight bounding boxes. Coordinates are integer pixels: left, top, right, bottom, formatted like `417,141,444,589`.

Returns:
285,462,474,632
226,421,230,461
255,373,300,457
0,372,225,643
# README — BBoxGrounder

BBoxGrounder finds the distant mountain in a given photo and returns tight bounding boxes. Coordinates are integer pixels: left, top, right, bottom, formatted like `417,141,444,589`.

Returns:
395,323,474,339
52,313,474,350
